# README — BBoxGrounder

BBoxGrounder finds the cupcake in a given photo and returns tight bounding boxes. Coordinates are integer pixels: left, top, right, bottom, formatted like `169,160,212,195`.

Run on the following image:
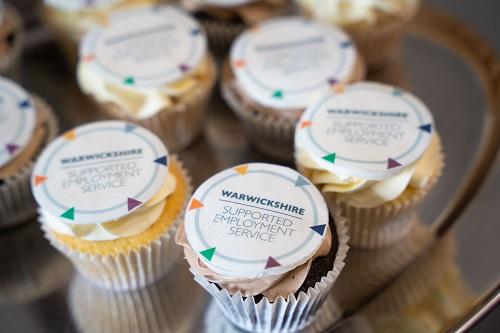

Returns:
0,77,58,228
41,0,160,65
295,82,444,249
295,0,420,68
221,17,365,161
77,5,217,152
32,121,191,291
176,163,349,332
180,0,290,59
0,3,23,79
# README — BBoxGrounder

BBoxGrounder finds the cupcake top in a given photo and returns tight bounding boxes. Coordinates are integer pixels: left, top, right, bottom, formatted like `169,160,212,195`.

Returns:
295,0,418,28
0,77,37,169
77,5,212,118
229,17,358,111
180,163,330,280
32,121,174,241
295,82,441,207
44,0,121,11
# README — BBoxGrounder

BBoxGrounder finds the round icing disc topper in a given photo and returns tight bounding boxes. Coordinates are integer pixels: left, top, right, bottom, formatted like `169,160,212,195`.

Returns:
44,0,119,10
230,17,357,110
32,121,169,224
295,82,435,180
80,5,207,88
0,78,36,168
184,163,329,278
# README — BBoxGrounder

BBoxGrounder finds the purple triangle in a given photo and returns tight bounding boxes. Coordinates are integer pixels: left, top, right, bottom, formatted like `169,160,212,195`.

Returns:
387,158,402,169
6,143,19,155
265,256,281,269
127,198,142,211
179,64,190,73
327,78,338,86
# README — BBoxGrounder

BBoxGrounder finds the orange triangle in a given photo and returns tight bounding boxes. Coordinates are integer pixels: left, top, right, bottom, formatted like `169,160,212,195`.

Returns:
300,121,312,129
63,130,76,141
333,83,346,94
251,25,260,33
189,198,204,211
83,54,96,63
34,175,47,186
234,59,246,69
234,165,248,175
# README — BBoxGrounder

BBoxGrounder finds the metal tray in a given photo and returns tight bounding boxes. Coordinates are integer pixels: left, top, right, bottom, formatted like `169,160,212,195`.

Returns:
0,5,499,333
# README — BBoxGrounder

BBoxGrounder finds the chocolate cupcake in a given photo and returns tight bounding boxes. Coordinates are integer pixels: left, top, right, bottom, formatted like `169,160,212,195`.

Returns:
176,163,348,332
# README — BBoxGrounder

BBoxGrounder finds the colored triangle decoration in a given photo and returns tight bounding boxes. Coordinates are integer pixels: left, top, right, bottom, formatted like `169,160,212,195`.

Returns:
419,124,432,133
234,59,246,68
340,41,352,48
300,121,312,129
200,247,216,262
127,198,142,211
310,224,326,236
125,124,137,132
60,207,75,221
154,156,168,166
272,90,283,99
327,78,338,86
123,76,135,85
189,198,204,211
179,64,190,73
265,256,281,269
83,54,96,63
393,89,403,96
34,175,47,186
234,165,248,175
387,158,402,169
191,28,201,35
6,143,19,155
18,100,31,109
295,175,309,187
63,130,76,141
322,153,336,164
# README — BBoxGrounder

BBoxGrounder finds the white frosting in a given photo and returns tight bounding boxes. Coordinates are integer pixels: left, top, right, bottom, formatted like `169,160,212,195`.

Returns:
41,172,176,241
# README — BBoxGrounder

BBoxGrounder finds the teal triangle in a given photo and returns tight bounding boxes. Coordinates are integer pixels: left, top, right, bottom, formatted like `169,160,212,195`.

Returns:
272,90,283,99
295,175,309,187
154,156,168,166
200,247,216,262
123,76,135,85
419,124,432,133
393,89,403,96
322,153,336,164
310,224,326,236
60,207,75,221
125,124,137,133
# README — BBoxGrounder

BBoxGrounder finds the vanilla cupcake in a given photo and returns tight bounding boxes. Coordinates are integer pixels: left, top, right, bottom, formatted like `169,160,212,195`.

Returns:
295,0,419,68
0,3,23,79
295,82,444,249
221,17,365,160
181,0,290,59
77,5,216,152
0,77,58,228
41,0,160,65
32,121,191,291
176,163,348,332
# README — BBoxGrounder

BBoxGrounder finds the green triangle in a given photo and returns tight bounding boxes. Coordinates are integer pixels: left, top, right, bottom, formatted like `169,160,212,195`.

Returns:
123,76,135,85
322,153,336,164
272,90,283,99
60,207,75,221
199,247,216,262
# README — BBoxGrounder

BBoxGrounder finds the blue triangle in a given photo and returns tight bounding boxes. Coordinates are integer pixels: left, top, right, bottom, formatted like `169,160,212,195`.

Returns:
393,89,403,96
310,224,326,236
154,156,168,166
295,175,310,187
340,41,352,48
125,124,137,133
419,124,432,133
18,100,31,109
191,28,201,36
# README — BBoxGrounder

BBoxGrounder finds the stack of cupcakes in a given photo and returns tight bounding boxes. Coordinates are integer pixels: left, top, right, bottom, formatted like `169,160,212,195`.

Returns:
176,163,349,332
0,77,58,228
31,121,191,290
76,5,217,152
295,82,444,248
222,16,365,160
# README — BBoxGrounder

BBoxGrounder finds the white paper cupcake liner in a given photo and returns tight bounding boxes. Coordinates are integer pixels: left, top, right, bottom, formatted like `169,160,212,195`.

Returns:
192,211,349,333
40,156,192,291
0,96,59,229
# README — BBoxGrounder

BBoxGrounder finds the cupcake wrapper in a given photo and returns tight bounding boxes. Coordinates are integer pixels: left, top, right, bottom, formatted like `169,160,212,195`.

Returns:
221,79,296,161
326,148,444,250
94,57,217,153
41,156,192,291
199,19,246,62
0,98,59,228
192,211,349,333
